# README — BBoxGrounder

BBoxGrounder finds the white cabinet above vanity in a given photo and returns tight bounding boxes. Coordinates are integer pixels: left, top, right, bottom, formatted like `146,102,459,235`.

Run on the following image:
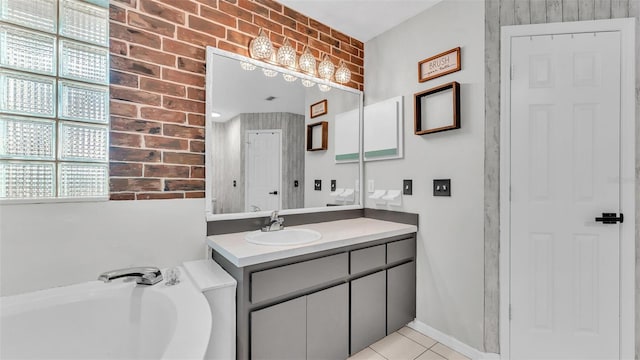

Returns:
207,216,418,360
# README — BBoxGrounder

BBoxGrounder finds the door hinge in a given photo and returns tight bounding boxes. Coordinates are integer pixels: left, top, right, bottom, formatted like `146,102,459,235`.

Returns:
510,65,514,80
509,305,512,320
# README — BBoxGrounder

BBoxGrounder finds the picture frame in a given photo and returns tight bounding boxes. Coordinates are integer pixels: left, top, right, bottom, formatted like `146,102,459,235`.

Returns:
306,121,328,151
310,99,328,118
414,81,460,135
418,47,461,83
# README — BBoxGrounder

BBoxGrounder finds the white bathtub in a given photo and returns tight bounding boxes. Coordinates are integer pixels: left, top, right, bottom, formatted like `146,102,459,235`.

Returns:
0,267,211,359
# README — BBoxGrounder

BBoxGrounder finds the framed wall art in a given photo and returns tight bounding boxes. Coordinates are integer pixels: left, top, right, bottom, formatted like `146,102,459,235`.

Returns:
310,99,328,118
414,81,460,135
418,47,461,83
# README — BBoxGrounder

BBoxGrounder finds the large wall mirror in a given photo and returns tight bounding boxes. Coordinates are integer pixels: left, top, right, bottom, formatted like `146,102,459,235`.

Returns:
205,47,363,220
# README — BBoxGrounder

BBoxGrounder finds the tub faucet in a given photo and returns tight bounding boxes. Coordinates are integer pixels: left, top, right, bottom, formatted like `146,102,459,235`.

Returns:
262,210,284,232
98,267,163,285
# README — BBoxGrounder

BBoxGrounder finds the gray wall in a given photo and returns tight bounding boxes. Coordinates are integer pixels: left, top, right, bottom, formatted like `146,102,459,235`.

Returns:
483,0,640,354
364,0,486,350
212,112,305,213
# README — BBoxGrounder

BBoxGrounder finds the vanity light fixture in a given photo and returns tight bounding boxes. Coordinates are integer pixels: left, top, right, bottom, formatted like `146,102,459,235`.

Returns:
261,51,279,77
250,28,274,60
318,84,331,92
282,73,298,82
298,46,317,74
335,61,351,84
276,37,297,68
240,61,256,71
301,78,316,87
317,54,335,80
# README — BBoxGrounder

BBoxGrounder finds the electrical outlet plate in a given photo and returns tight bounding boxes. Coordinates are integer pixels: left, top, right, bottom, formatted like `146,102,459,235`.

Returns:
403,179,412,195
433,179,451,196
314,179,322,191
331,180,336,192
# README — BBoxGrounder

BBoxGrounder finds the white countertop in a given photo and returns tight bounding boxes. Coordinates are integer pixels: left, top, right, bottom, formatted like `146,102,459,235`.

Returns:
206,217,417,267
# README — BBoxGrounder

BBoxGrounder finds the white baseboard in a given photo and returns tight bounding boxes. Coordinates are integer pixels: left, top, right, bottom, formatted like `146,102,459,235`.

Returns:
407,320,500,360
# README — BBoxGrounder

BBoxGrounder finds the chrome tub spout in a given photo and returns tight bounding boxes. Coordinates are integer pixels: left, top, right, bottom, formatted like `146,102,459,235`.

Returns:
98,267,163,285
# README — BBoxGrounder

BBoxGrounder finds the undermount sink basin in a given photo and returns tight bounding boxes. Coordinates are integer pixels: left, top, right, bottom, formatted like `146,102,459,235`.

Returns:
245,228,322,246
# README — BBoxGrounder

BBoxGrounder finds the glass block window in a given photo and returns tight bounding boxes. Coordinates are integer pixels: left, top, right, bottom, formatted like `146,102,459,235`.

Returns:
0,0,109,200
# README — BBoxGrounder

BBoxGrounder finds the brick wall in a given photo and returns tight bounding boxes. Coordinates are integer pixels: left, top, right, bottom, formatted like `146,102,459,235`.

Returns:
108,0,365,200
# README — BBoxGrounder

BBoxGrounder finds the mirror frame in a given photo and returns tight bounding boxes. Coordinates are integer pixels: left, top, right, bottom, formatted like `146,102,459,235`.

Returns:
204,46,364,221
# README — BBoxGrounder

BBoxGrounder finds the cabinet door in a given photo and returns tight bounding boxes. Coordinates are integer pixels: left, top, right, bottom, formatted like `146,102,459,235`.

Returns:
307,283,349,360
387,261,416,333
251,296,306,360
350,271,386,354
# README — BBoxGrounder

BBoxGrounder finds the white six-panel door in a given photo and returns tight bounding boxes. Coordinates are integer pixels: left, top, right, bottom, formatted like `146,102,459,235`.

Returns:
245,130,281,212
510,32,622,359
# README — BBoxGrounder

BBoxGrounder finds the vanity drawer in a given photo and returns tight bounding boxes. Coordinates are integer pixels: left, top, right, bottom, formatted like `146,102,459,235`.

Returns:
386,237,416,264
251,253,348,303
350,244,385,275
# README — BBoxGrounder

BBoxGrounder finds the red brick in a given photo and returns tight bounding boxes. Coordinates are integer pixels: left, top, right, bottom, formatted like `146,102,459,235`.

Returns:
110,132,142,147
163,96,205,113
163,124,205,140
136,192,185,200
219,1,252,22
284,6,308,25
218,41,249,57
351,38,364,50
110,39,128,55
112,0,136,7
283,27,306,44
237,0,269,17
255,0,281,12
190,139,205,152
162,68,204,87
331,29,350,44
187,16,226,38
340,41,359,56
164,152,204,165
144,135,189,150
128,11,175,37
110,193,136,200
111,86,162,106
110,162,143,177
140,107,186,123
319,32,339,48
196,0,217,7
188,113,205,126
164,179,205,191
163,39,205,59
177,27,218,47
111,54,161,77
110,70,138,88
110,146,161,162
309,18,330,36
309,38,330,54
331,46,351,62
110,23,161,49
350,54,363,67
144,164,190,178
270,10,295,30
226,29,252,47
110,4,126,23
157,0,198,13
110,102,138,117
110,178,162,192
187,87,205,101
296,23,317,38
191,166,205,178
269,32,284,46
201,5,236,27
111,117,161,134
185,191,205,198
130,45,176,66
140,77,186,97
254,15,282,35
139,0,185,24
177,57,205,74
237,19,259,35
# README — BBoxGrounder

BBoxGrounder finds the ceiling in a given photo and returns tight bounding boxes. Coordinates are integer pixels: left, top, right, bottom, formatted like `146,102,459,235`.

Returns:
278,0,443,42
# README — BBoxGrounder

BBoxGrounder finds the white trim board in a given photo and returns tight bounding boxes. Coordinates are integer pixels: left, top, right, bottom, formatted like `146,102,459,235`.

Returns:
499,18,636,360
408,320,500,360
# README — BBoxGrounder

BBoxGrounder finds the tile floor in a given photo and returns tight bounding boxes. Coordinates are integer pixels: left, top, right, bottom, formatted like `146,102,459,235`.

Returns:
347,327,471,360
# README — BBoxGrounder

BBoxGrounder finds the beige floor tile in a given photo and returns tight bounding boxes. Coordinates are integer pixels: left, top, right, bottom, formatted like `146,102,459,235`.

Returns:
397,327,438,349
370,332,427,360
430,343,471,360
415,350,447,360
347,347,387,360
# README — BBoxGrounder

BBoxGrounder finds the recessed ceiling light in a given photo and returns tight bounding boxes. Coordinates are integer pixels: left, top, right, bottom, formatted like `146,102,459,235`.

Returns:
211,112,222,118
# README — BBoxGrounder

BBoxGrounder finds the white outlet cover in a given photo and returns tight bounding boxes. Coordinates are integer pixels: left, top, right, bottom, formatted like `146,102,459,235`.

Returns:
367,179,375,193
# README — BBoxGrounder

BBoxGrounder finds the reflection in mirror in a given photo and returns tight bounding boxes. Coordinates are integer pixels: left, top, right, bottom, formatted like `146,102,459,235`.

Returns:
205,47,362,217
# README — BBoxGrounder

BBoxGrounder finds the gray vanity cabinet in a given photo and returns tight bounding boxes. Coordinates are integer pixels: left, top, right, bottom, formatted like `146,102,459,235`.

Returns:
350,270,387,354
250,283,349,360
387,261,416,333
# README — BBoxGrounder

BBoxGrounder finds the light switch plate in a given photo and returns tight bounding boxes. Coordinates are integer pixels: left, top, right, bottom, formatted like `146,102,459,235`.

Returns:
314,179,322,191
403,179,412,195
331,180,336,192
433,179,451,196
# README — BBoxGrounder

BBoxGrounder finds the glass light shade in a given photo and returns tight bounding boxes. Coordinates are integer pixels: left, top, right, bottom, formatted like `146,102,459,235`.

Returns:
282,73,297,82
298,46,316,74
262,68,278,77
240,61,256,71
335,61,351,84
276,37,296,67
250,28,273,60
317,54,335,80
262,51,278,77
301,79,315,88
318,84,331,92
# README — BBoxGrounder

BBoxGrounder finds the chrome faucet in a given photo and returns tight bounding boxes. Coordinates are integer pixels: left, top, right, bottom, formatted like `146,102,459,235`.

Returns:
98,266,163,285
262,210,284,232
